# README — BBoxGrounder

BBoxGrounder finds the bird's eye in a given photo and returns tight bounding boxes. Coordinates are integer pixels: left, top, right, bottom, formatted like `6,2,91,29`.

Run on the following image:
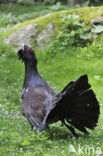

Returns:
26,48,31,54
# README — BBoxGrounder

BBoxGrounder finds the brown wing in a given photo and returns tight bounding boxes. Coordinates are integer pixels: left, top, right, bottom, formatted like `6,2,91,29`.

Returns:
21,87,56,129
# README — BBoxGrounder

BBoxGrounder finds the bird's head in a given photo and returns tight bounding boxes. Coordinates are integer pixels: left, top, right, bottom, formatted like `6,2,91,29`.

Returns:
18,45,37,64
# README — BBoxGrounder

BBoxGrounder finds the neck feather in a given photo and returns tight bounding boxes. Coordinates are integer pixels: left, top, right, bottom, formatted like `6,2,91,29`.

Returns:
23,60,49,90
23,61,39,89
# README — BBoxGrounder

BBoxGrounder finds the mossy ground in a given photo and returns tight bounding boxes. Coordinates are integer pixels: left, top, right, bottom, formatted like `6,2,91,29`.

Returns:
9,6,103,34
7,6,103,49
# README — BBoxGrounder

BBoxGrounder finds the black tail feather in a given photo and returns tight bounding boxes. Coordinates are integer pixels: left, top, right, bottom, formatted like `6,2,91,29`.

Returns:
61,74,91,96
68,120,89,134
63,121,79,137
43,74,100,135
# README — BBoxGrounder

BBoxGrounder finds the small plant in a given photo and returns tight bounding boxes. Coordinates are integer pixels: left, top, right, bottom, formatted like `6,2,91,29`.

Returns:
81,34,103,57
50,2,67,11
58,13,91,47
0,31,9,56
42,13,92,59
41,13,103,59
91,25,103,33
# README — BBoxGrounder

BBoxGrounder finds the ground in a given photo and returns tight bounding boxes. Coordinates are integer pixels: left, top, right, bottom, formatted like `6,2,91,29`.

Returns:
0,3,103,156
6,6,103,48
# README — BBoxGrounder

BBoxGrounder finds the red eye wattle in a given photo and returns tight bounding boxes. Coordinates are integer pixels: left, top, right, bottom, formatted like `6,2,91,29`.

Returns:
26,48,31,54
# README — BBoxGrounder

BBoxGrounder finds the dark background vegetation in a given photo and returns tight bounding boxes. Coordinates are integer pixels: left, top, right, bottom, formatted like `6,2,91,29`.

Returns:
0,0,103,6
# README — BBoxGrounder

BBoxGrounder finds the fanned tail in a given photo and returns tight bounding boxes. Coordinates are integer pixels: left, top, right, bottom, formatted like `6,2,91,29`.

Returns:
38,75,100,136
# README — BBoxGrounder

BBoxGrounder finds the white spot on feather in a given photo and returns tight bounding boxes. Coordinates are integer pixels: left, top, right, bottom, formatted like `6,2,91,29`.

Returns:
87,104,90,107
26,89,29,93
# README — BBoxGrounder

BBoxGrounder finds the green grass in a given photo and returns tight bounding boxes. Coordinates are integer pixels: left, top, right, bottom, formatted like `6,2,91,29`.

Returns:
1,3,103,156
0,45,103,156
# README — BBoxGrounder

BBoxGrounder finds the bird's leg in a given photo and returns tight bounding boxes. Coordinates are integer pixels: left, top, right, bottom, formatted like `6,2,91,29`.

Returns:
64,122,79,137
61,119,65,127
27,119,33,130
68,120,89,135
27,118,38,131
46,124,50,130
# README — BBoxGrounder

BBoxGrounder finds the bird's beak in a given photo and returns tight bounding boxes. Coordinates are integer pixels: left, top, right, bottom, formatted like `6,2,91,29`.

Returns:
20,43,25,50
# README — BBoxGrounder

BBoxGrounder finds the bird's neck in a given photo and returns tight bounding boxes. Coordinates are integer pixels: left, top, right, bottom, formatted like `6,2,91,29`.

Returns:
23,61,39,89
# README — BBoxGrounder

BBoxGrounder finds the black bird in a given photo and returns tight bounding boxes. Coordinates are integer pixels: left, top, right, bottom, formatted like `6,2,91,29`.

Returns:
18,45,100,136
